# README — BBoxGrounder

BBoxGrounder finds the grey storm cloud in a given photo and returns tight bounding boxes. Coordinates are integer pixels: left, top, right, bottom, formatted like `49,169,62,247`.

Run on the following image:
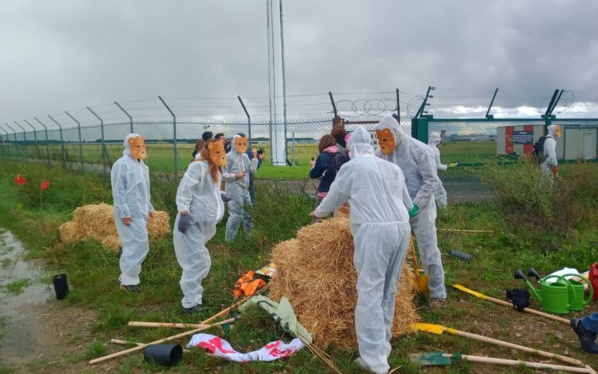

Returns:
1,0,598,127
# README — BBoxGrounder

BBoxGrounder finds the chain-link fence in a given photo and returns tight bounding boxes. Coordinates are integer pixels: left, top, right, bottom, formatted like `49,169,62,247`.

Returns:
2,91,597,204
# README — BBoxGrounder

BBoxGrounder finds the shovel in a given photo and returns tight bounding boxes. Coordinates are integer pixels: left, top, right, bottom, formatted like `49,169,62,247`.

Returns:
408,238,428,295
409,351,595,373
411,322,585,367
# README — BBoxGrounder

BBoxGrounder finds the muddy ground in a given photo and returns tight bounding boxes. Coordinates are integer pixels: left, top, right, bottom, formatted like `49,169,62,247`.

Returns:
0,230,110,374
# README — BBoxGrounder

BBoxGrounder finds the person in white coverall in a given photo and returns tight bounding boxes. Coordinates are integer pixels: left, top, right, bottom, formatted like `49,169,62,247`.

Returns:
310,126,416,374
374,116,447,309
541,124,560,178
174,139,235,313
223,134,259,241
427,132,457,208
111,134,155,293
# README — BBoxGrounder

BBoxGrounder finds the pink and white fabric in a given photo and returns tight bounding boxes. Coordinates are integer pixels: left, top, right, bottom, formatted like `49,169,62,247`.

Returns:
187,333,304,363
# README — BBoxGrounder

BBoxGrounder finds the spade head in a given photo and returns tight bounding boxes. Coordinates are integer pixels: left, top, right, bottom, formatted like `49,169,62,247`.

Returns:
409,351,451,366
514,269,527,281
527,268,541,282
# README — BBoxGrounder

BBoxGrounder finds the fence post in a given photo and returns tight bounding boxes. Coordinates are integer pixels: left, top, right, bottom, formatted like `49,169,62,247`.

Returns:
395,89,401,122
158,96,177,183
5,123,20,160
237,96,252,144
47,115,67,167
114,101,133,134
14,122,28,159
411,117,430,143
65,111,84,170
34,117,51,165
0,125,9,158
23,119,38,159
87,107,107,177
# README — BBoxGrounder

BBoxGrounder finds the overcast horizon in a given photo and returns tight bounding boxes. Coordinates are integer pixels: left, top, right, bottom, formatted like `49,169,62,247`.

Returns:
2,0,598,133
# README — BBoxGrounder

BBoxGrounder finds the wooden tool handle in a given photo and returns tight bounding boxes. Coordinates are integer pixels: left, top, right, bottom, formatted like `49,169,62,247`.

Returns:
449,329,584,367
128,321,206,329
89,317,234,365
457,354,592,373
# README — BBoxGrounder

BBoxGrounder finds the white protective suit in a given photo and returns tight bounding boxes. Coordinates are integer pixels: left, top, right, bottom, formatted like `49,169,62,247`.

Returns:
374,116,446,301
541,125,559,176
428,132,448,208
223,135,258,241
315,126,413,374
111,134,154,286
174,160,232,308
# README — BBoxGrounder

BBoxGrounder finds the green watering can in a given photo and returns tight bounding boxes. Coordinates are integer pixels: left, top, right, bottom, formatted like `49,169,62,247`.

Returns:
528,269,594,311
514,269,573,314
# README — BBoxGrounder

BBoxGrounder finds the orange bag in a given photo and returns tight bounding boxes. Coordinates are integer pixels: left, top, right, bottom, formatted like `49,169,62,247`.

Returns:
233,270,266,299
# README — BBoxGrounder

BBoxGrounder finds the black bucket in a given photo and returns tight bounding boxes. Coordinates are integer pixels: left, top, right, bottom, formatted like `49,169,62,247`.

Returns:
144,344,183,366
52,273,69,300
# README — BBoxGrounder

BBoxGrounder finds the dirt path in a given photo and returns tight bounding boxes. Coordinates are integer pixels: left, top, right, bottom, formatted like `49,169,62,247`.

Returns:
0,229,98,373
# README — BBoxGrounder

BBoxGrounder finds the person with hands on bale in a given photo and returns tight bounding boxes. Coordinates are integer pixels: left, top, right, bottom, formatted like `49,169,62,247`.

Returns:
427,131,457,208
223,134,259,241
111,134,155,293
310,126,415,374
174,139,235,314
375,115,447,309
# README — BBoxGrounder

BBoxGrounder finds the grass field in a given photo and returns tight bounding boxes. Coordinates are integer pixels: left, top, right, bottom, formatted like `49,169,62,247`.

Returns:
1,140,499,180
1,159,597,373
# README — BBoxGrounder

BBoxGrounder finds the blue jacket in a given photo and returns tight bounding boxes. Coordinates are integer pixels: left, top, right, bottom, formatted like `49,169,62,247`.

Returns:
310,151,345,193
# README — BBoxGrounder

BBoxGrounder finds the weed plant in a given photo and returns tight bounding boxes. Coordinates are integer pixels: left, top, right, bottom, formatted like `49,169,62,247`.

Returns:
478,159,598,252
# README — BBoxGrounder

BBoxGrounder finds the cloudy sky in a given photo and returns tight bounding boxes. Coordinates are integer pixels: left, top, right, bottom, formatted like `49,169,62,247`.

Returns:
1,0,598,133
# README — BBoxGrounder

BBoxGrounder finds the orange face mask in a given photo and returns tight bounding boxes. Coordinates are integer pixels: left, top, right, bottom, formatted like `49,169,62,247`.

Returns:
234,136,248,154
208,139,227,167
375,129,396,155
555,125,561,137
128,136,147,160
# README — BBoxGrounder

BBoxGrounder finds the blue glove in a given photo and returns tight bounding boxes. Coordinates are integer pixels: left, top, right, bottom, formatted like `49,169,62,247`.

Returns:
408,204,419,219
178,214,190,233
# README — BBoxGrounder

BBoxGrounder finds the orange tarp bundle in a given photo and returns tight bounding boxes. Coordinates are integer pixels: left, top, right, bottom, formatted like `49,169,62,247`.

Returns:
233,270,266,299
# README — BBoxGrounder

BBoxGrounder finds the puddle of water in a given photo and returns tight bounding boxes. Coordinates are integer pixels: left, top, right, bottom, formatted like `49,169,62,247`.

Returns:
0,228,56,368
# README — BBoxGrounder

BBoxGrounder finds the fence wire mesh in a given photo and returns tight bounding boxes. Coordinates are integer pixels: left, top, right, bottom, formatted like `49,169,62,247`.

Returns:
2,89,598,204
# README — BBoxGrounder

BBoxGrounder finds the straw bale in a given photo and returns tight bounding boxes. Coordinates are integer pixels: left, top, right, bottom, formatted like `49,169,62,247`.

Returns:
58,222,84,243
147,210,171,239
101,235,122,252
269,218,418,350
73,203,115,238
61,203,170,251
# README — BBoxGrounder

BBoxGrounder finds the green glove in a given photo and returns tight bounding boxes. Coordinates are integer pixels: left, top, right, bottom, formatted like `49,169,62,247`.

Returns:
408,204,419,219
449,162,458,168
